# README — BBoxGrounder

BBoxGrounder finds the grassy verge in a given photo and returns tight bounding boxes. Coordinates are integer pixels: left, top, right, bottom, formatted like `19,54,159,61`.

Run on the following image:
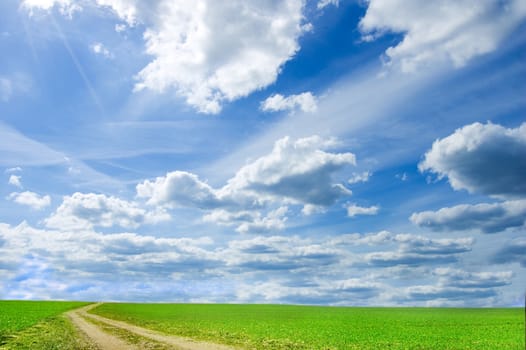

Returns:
91,303,525,349
0,314,95,350
0,301,91,349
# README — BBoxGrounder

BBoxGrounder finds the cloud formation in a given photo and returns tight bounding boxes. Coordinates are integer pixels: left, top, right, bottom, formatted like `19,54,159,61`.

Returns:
7,191,51,210
411,200,526,233
22,0,81,17
360,0,526,71
362,234,473,267
8,175,22,188
224,136,355,206
138,136,355,233
395,267,513,305
261,92,318,114
22,0,309,113
0,219,499,305
45,192,169,230
419,122,526,198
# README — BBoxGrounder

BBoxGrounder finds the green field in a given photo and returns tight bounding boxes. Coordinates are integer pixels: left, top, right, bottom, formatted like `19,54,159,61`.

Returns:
91,303,525,349
0,300,90,348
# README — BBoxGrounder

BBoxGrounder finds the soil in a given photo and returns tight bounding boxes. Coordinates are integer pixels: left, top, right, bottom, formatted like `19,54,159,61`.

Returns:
67,304,236,350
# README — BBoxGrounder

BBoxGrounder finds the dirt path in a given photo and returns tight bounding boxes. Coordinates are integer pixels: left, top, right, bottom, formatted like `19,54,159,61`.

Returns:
67,304,236,350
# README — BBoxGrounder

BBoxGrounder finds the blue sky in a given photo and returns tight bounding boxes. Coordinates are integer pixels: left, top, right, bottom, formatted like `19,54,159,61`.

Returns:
0,0,525,306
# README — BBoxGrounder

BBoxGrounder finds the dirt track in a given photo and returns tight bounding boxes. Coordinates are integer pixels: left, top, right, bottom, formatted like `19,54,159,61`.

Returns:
67,304,235,350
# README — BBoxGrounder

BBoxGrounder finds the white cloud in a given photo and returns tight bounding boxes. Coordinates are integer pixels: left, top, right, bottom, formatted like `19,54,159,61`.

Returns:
419,122,526,198
95,0,138,26
329,230,393,246
348,171,371,184
317,0,339,10
203,207,288,234
235,206,288,234
411,200,526,234
138,135,355,232
224,135,355,206
23,0,309,113
21,0,81,17
7,191,51,210
359,0,526,71
45,192,169,230
0,221,493,305
8,175,22,188
90,42,113,58
261,92,318,114
137,171,227,209
346,204,379,217
133,0,308,114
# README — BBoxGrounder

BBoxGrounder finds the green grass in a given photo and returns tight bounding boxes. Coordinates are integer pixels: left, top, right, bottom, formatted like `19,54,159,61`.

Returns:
0,300,90,348
91,303,525,349
0,314,95,350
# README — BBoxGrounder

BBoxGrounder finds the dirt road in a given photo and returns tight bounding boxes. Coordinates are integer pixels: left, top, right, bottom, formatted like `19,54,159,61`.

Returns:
66,304,236,350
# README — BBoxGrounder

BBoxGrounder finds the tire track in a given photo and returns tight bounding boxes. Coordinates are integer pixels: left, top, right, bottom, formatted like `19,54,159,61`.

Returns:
67,304,236,350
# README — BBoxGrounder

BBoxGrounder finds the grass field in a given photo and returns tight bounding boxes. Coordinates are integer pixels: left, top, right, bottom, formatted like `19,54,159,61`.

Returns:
91,303,525,349
0,300,90,348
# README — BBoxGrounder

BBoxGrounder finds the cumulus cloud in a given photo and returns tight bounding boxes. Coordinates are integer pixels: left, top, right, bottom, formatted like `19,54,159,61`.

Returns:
7,191,51,210
8,175,22,188
135,1,308,113
346,204,379,217
45,192,169,230
411,200,526,233
138,136,355,233
224,135,355,206
260,92,318,114
420,122,526,198
414,122,526,235
359,0,526,71
23,1,309,113
137,171,226,209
